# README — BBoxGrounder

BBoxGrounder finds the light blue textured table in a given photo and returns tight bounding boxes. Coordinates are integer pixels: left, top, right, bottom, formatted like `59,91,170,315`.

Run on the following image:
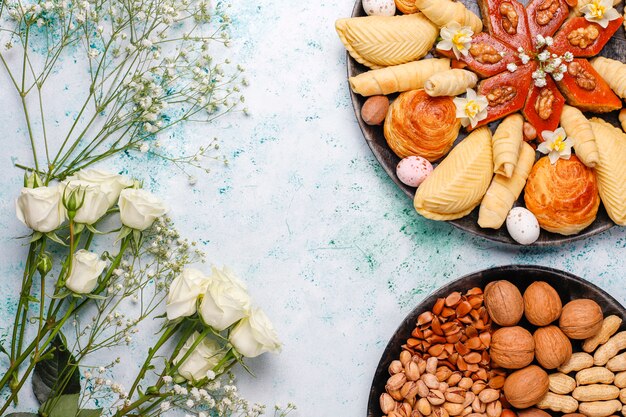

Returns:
1,1,626,416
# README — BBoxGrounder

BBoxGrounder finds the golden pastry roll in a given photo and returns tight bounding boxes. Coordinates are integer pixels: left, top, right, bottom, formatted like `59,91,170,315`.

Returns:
478,142,536,229
424,69,478,97
335,14,438,69
591,57,626,99
414,0,483,33
395,0,419,14
560,105,599,168
590,118,626,225
619,109,626,133
350,58,451,97
492,114,524,178
414,126,494,221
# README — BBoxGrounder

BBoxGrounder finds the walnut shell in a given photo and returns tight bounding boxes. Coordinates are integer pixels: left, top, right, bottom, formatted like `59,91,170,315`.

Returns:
503,365,549,408
523,281,562,326
559,299,603,339
491,326,535,369
534,325,572,369
484,280,524,326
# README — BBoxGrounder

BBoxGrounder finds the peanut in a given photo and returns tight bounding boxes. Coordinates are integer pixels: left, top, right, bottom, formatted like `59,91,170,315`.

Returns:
579,400,622,417
584,316,623,353
595,332,626,366
536,392,579,413
573,384,620,401
608,353,626,372
559,352,594,373
615,372,626,389
577,367,616,385
620,388,626,404
549,373,577,394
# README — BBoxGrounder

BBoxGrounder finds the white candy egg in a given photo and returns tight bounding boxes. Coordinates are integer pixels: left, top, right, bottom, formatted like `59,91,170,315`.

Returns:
362,0,396,16
506,207,541,245
396,156,433,187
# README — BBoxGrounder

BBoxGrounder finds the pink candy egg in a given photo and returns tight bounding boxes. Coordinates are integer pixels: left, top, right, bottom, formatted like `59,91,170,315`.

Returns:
396,156,433,187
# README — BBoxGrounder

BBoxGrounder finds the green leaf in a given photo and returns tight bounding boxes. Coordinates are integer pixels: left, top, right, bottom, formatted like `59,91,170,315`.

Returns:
45,232,67,246
29,232,43,243
78,409,103,417
40,393,79,417
5,413,38,416
85,224,103,234
116,226,132,242
32,336,81,405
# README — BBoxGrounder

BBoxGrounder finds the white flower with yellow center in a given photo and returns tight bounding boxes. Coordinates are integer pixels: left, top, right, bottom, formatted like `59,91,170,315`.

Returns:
453,88,488,128
538,127,574,164
581,0,620,28
437,22,473,59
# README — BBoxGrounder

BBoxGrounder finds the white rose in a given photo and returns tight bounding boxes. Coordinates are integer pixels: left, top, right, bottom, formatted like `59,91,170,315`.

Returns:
199,267,251,331
16,186,66,233
173,332,225,382
229,307,282,358
118,188,167,230
70,169,133,207
61,180,109,224
166,268,210,320
65,249,107,294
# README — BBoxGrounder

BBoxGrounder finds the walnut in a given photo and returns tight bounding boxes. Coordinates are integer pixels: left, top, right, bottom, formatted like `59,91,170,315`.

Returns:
534,89,555,120
536,0,560,26
469,42,502,64
500,2,519,35
568,62,596,90
486,86,517,106
567,25,600,48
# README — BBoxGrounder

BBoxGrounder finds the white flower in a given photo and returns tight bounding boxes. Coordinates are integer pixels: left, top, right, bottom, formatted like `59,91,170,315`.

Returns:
553,72,564,81
538,127,574,164
436,22,473,59
199,267,251,331
16,185,66,233
160,402,170,411
581,0,620,28
139,143,149,153
545,36,554,46
118,188,168,230
534,78,547,87
507,63,518,73
520,54,530,65
564,52,574,62
453,88,488,129
537,50,550,62
173,332,225,382
166,268,210,320
162,375,172,384
536,34,546,47
69,169,133,207
229,307,282,358
61,180,109,225
65,250,107,294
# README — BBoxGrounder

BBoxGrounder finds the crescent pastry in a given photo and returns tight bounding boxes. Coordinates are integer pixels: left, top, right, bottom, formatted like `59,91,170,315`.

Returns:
414,126,494,221
414,0,483,33
395,0,419,14
384,89,461,161
335,14,438,69
589,118,626,226
560,105,599,168
424,69,478,97
350,58,451,97
524,155,600,235
478,142,536,229
591,57,626,100
492,114,524,178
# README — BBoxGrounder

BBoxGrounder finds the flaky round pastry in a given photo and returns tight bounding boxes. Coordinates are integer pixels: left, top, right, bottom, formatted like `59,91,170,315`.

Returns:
524,155,600,235
395,0,419,14
384,89,461,161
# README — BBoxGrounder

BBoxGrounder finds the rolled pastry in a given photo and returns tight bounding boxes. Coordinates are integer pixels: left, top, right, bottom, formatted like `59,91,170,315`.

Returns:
619,109,626,133
335,14,438,69
414,126,494,221
395,0,419,14
560,105,599,168
591,57,626,99
414,0,483,33
424,69,478,97
589,118,626,225
492,114,524,178
350,58,451,97
478,142,536,229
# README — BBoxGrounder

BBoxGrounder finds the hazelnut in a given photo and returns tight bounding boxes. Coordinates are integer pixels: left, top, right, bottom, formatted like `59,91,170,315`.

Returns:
490,326,535,369
559,299,603,339
361,95,389,125
484,280,524,326
533,325,572,369
501,410,517,417
502,365,549,408
517,409,551,417
523,281,562,326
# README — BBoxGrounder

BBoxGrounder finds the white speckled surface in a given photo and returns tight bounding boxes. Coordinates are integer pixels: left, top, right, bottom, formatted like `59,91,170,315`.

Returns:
2,1,626,416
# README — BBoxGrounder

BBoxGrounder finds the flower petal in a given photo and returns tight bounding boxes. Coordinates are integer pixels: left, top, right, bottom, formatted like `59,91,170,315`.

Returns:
537,142,550,154
549,151,560,164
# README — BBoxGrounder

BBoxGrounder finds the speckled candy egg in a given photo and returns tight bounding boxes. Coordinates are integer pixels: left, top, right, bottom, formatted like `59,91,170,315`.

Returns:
362,0,396,16
396,156,433,187
506,207,541,245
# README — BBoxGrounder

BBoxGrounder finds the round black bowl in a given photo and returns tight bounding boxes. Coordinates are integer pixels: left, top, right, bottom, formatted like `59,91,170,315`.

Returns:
366,265,626,416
